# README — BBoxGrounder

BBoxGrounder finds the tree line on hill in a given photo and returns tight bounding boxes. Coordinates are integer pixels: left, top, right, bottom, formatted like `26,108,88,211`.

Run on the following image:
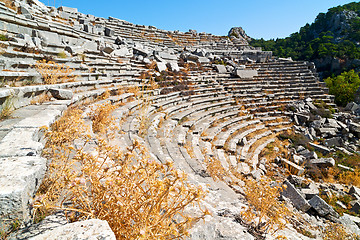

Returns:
250,2,360,106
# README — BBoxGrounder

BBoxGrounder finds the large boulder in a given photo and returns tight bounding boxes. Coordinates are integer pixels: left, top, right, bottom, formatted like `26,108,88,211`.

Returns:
228,27,251,44
308,195,339,220
281,180,311,212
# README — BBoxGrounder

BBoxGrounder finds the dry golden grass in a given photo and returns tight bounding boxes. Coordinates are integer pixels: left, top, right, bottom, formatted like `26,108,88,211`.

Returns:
88,101,117,138
30,92,52,105
97,89,111,100
0,95,14,120
323,222,359,240
240,177,290,237
338,169,360,187
34,104,208,239
35,60,77,84
260,138,290,163
203,155,228,182
0,0,17,11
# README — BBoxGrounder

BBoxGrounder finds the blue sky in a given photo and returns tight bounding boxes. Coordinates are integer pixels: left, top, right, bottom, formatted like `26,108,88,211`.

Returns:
40,0,357,39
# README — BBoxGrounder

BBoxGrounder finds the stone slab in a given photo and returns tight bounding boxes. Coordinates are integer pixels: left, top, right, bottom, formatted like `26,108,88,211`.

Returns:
0,156,46,223
0,128,43,157
14,109,61,128
282,180,311,212
234,69,258,79
31,219,116,240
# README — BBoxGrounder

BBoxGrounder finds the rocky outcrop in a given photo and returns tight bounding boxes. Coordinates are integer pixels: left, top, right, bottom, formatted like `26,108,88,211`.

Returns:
228,27,251,44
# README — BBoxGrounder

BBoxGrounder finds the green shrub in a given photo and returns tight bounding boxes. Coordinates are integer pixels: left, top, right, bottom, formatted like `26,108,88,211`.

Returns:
325,70,360,106
0,34,8,41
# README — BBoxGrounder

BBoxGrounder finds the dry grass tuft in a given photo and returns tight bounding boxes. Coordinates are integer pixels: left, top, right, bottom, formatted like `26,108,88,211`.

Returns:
323,221,359,240
88,101,117,138
35,60,77,84
30,92,52,105
239,177,290,237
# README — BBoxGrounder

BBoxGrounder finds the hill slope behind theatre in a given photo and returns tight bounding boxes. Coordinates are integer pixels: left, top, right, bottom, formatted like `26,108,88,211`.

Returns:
250,1,360,77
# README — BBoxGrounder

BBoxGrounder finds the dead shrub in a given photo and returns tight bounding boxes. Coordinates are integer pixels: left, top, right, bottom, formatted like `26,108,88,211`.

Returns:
35,60,77,84
88,101,117,138
238,177,290,238
323,221,359,240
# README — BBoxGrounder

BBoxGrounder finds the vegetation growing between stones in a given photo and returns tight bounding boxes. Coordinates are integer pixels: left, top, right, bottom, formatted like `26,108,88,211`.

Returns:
34,60,77,84
34,101,207,239
0,95,14,119
0,34,8,41
323,221,359,240
238,177,290,238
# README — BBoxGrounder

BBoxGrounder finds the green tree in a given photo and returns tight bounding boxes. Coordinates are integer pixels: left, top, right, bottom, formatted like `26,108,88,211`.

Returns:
325,70,360,106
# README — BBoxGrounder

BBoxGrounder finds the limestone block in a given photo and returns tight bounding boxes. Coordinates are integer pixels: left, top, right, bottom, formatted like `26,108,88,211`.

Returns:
309,158,335,168
10,212,68,239
31,219,116,239
282,180,311,212
325,137,343,147
349,186,360,196
308,195,339,218
82,40,97,52
111,47,132,58
308,143,330,155
234,69,258,79
38,31,62,46
15,108,62,129
340,214,360,236
0,128,43,157
58,6,78,14
237,162,250,175
197,56,210,64
349,122,360,138
156,52,178,61
301,183,319,200
0,156,46,223
214,64,227,73
156,62,167,72
104,27,113,37
49,88,73,100
280,158,304,175
345,102,360,112
59,11,70,20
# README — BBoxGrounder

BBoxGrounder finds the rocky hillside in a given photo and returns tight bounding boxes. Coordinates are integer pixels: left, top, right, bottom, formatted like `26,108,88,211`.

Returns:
251,2,360,77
